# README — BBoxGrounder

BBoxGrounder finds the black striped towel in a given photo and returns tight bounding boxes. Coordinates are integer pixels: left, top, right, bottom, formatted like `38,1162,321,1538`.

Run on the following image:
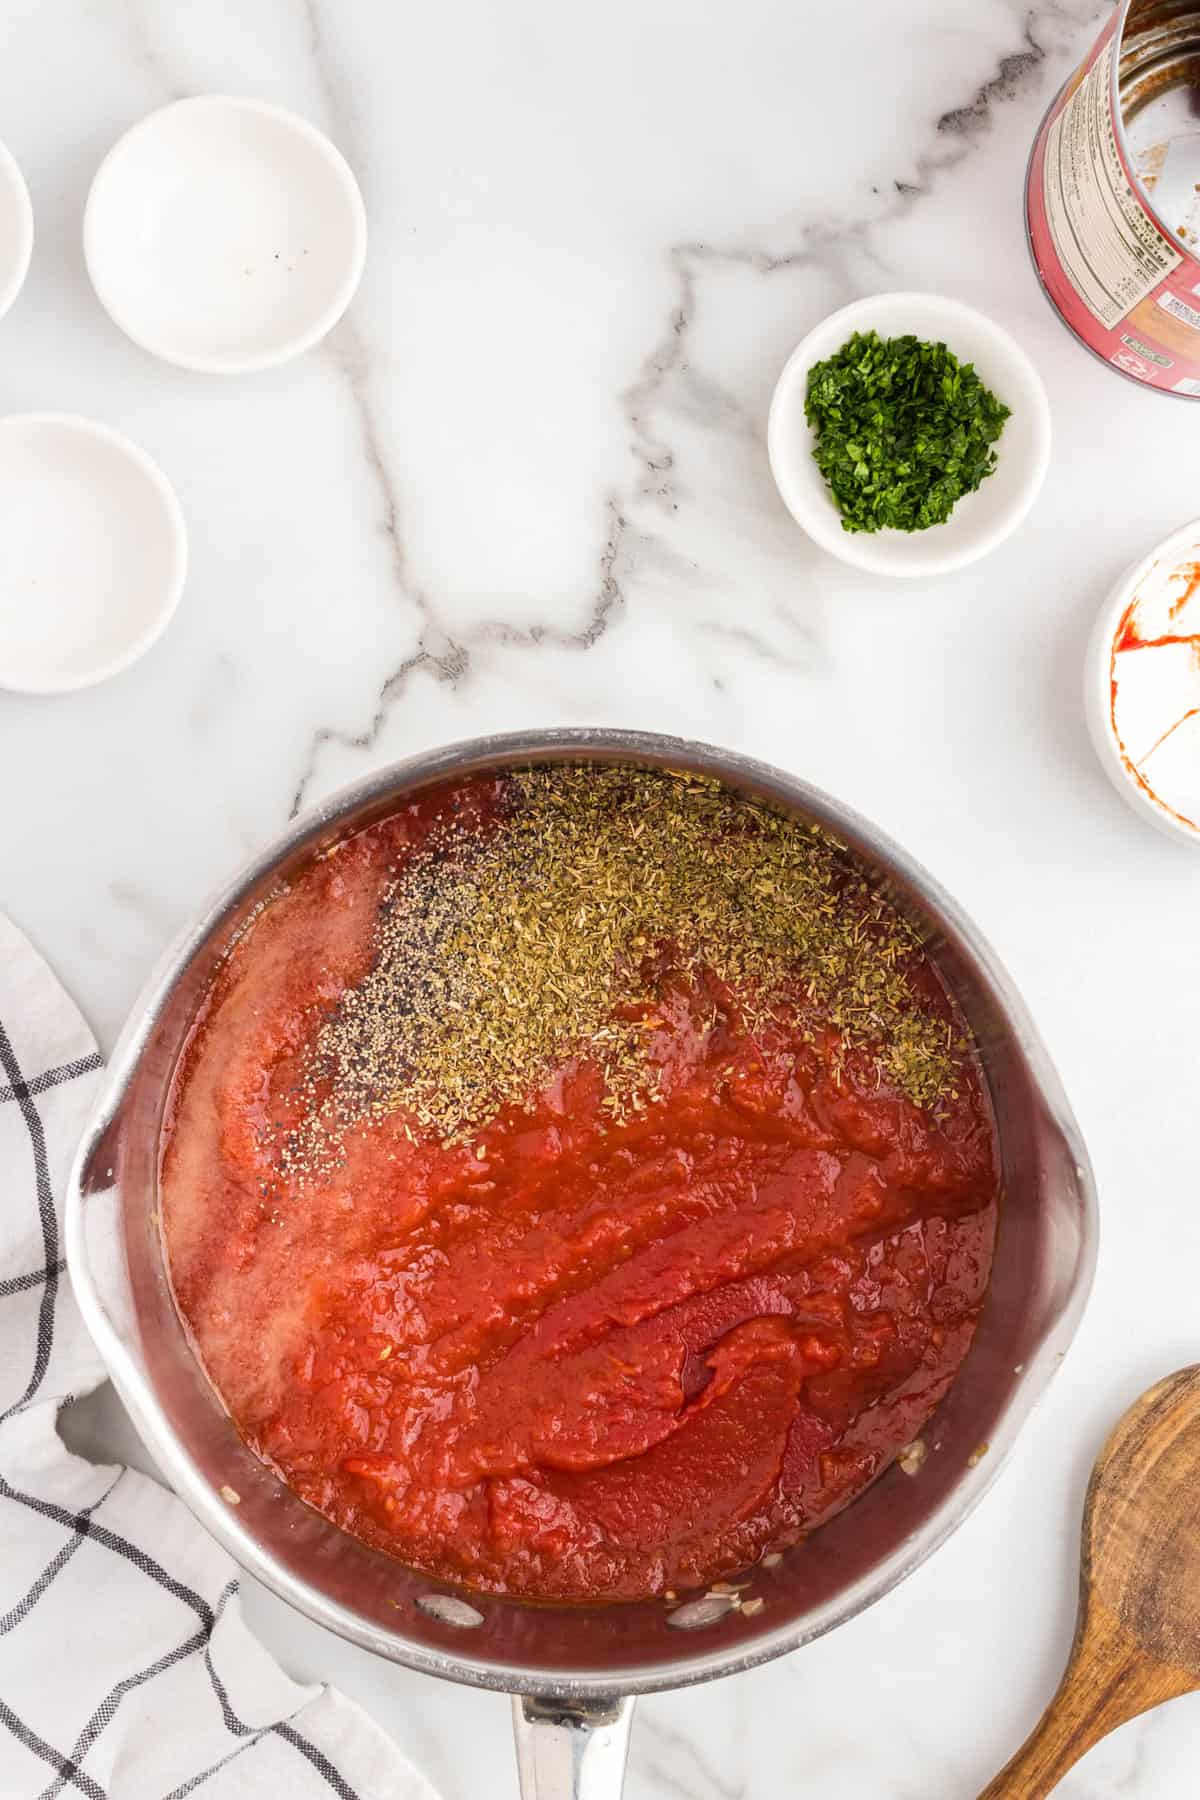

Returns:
0,913,438,1800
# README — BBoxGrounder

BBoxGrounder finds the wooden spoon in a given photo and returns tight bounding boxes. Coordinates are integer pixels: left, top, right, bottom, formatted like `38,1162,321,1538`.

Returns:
979,1366,1200,1797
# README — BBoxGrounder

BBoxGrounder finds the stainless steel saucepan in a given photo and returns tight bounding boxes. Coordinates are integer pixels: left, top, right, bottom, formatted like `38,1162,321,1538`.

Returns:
66,730,1098,1799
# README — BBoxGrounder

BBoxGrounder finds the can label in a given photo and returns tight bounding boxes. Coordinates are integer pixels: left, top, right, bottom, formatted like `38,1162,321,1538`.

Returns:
1027,10,1200,393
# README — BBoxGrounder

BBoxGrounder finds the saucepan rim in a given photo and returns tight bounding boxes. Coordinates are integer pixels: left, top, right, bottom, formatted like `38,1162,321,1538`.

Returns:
65,728,1098,1698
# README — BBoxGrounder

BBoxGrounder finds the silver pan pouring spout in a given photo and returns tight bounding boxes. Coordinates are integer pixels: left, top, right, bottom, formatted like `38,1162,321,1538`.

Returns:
65,729,1098,1799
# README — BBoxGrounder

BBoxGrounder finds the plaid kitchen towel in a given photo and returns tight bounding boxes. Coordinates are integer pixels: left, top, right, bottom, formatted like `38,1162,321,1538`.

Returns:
0,912,439,1800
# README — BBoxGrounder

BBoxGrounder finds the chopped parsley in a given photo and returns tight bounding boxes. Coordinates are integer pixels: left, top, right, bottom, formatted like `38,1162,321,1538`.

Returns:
804,329,1011,534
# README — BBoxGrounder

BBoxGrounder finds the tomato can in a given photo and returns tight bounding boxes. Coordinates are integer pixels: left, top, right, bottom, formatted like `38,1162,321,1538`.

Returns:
1027,0,1200,395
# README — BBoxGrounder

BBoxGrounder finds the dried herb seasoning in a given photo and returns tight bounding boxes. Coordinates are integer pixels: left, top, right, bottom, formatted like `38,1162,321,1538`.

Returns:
805,329,1010,534
284,766,964,1169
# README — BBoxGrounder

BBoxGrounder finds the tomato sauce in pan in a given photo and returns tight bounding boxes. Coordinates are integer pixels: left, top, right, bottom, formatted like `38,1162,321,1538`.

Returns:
161,779,998,1604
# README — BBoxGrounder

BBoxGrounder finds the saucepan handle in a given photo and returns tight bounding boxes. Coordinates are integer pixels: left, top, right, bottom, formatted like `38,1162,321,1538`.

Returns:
511,1695,635,1800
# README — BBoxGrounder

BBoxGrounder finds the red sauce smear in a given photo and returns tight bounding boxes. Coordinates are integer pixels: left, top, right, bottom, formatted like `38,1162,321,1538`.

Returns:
1110,596,1200,832
161,781,999,1604
1169,562,1200,622
1112,597,1200,657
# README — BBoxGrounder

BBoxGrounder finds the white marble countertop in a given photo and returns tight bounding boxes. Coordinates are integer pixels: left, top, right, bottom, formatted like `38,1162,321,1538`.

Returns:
6,1,1200,1794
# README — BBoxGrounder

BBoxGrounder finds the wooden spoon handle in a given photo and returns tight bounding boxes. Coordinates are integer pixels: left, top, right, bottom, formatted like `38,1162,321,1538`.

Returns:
978,1597,1199,1799
978,1682,1114,1797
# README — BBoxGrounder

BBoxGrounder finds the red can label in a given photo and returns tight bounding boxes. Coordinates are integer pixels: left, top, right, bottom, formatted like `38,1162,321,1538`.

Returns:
1027,12,1200,395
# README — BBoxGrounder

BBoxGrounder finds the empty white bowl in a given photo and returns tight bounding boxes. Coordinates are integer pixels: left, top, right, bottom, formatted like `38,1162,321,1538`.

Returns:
0,414,187,694
0,139,33,325
84,96,367,374
767,292,1052,578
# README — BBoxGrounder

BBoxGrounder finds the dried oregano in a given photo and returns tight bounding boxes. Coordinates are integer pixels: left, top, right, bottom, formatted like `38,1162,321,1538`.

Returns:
284,766,963,1168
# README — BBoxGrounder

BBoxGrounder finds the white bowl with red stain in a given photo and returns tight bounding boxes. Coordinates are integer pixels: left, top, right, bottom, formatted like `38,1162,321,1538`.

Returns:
1085,518,1200,846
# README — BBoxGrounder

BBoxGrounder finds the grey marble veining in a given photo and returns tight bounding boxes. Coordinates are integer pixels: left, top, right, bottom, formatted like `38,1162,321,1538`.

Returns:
7,0,1200,1793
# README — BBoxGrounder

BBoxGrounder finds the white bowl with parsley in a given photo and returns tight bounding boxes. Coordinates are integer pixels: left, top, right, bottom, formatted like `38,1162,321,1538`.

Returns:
768,292,1051,578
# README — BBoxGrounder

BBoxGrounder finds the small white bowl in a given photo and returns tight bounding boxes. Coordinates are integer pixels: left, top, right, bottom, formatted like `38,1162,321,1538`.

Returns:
767,292,1052,578
85,95,367,374
0,139,33,325
1084,519,1200,846
0,413,187,694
